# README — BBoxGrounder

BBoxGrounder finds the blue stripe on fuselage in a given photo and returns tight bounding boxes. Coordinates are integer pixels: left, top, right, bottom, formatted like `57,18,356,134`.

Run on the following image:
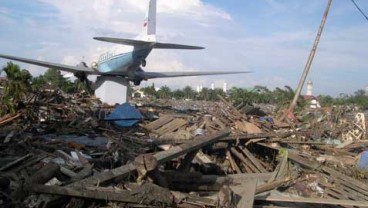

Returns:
97,48,151,73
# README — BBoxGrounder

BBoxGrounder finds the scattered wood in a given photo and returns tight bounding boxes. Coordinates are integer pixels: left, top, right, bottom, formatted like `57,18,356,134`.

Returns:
1,93,367,208
255,195,368,207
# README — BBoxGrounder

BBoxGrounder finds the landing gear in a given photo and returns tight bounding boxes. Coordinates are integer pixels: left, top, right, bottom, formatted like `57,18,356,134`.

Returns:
133,80,142,86
74,71,93,94
141,59,146,67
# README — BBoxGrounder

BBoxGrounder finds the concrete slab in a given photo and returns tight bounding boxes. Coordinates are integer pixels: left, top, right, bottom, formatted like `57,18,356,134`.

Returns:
94,76,130,105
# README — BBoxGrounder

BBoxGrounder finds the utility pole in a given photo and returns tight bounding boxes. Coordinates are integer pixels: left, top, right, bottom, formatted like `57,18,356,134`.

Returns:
280,0,333,121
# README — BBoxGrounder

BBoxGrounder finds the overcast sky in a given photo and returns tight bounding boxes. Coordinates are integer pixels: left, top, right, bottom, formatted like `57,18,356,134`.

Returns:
0,0,367,96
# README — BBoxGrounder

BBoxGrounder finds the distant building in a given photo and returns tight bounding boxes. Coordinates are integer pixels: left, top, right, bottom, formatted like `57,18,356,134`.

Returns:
223,83,227,93
303,80,320,109
306,80,313,96
133,89,146,98
211,83,215,90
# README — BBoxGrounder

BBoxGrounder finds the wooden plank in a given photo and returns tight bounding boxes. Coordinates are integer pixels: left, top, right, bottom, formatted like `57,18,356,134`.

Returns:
218,95,248,120
30,184,173,206
26,163,60,185
156,119,187,135
332,177,368,199
0,154,33,171
323,167,368,193
232,179,257,208
71,130,231,187
257,143,320,170
254,195,368,207
230,147,258,173
330,185,366,201
255,177,291,194
239,146,267,173
324,189,349,200
144,115,174,130
177,149,199,171
226,151,242,173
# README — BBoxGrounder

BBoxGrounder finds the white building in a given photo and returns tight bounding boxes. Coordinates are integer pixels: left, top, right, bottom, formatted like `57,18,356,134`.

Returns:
306,80,313,96
223,82,227,93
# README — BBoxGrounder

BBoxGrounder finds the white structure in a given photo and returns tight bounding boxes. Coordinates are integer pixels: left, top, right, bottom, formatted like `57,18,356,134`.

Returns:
310,99,321,109
211,83,215,90
95,76,130,105
196,85,201,93
199,84,203,92
223,82,227,93
306,80,313,96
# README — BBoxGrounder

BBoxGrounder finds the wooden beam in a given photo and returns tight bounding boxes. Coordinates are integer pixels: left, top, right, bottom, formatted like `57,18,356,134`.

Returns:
255,195,368,207
30,184,173,206
177,149,199,171
71,130,231,187
226,150,242,173
239,146,267,173
230,147,257,173
0,154,32,171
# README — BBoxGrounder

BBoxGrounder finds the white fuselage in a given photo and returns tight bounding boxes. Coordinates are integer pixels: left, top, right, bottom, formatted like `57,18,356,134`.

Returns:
96,45,152,75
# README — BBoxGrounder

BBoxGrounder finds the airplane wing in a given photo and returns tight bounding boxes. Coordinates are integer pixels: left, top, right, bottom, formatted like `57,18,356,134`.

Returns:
137,71,252,79
0,54,100,75
94,37,204,50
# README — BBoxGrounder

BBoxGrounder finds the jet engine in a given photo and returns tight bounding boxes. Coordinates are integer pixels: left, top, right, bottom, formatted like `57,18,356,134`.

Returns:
91,61,98,70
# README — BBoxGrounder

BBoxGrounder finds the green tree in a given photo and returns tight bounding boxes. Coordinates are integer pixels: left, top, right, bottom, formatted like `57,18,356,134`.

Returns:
31,75,47,91
172,89,184,99
183,86,195,99
142,83,157,97
157,85,171,99
1,62,32,114
198,87,210,100
317,95,334,107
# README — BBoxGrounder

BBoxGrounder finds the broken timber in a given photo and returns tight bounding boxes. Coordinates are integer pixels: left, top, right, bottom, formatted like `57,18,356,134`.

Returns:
255,195,368,207
71,130,231,187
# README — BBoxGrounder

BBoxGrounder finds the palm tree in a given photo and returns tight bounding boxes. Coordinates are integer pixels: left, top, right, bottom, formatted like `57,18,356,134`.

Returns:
183,86,195,100
1,62,32,114
158,85,171,99
199,87,210,100
172,89,184,99
2,62,32,101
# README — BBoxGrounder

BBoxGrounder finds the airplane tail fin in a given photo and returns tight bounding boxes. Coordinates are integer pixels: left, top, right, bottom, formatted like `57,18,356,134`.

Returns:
139,0,156,42
94,0,204,50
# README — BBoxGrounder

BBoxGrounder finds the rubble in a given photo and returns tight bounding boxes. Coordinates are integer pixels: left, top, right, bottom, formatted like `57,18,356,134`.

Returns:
1,90,368,208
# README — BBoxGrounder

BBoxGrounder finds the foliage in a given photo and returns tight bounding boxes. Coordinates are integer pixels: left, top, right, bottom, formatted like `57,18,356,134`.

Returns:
183,86,195,100
32,68,78,93
0,62,32,115
157,85,171,99
141,83,157,97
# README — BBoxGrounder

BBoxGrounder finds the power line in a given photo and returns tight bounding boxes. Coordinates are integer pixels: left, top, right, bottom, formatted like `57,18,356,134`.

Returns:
350,0,368,22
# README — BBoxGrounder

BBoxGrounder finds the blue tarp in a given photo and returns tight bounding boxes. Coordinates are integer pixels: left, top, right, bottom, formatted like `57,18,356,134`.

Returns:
104,103,143,127
358,150,368,170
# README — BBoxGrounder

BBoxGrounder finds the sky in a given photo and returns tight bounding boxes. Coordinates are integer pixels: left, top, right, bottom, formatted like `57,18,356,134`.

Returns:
0,0,367,96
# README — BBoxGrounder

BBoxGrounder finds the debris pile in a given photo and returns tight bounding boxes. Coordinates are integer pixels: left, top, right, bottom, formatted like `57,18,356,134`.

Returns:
1,92,368,207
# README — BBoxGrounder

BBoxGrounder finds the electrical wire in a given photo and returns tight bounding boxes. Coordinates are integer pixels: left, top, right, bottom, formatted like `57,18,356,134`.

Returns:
350,0,368,22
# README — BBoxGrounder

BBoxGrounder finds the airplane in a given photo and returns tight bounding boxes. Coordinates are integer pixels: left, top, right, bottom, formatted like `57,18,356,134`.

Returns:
0,0,250,86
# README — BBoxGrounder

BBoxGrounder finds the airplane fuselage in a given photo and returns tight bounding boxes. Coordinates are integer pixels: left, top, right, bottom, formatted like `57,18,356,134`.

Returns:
96,45,152,75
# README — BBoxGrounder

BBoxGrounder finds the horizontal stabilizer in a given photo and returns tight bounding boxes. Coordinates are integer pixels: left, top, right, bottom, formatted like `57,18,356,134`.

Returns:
94,37,153,46
137,71,251,79
94,37,204,49
153,43,204,50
